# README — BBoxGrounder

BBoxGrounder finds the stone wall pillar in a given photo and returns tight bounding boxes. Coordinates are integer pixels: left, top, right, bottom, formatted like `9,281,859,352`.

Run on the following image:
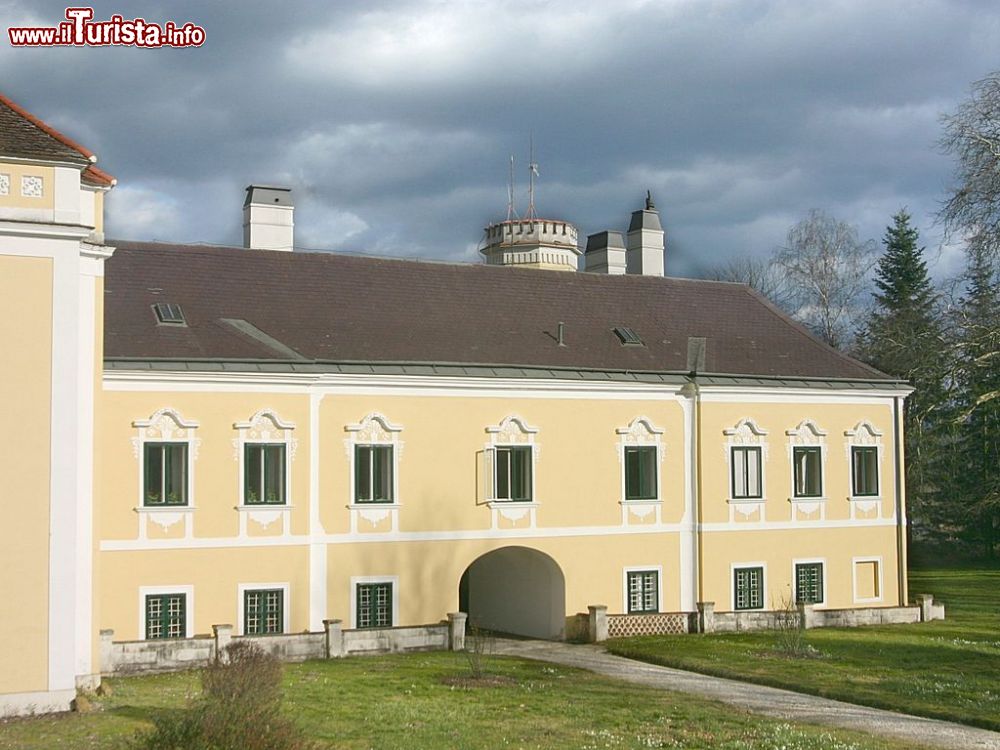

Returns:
588,605,608,643
697,601,715,634
213,624,233,661
916,594,935,622
797,603,817,629
324,619,344,658
99,629,115,674
447,612,467,651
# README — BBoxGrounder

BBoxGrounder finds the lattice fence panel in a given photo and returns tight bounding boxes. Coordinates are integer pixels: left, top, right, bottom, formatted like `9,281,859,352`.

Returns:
607,612,690,638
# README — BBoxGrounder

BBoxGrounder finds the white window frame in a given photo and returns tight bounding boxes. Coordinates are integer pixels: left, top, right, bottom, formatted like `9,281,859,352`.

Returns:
350,575,399,629
483,416,540,528
844,421,885,519
616,417,665,525
786,419,828,520
233,409,296,536
344,413,403,533
723,418,769,521
132,408,200,539
622,565,663,614
791,558,827,609
852,555,884,604
237,582,291,636
138,584,194,640
731,562,767,611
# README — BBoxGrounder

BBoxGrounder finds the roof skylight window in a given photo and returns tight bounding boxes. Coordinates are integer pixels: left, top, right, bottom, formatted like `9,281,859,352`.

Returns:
613,326,643,346
153,303,186,326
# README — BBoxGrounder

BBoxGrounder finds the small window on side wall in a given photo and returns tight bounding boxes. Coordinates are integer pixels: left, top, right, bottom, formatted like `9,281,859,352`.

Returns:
143,443,188,506
731,446,762,499
792,446,823,498
356,582,393,629
244,588,284,635
495,445,532,502
851,446,878,496
627,570,659,613
624,446,657,500
355,445,394,503
734,566,764,610
795,562,824,605
244,443,286,505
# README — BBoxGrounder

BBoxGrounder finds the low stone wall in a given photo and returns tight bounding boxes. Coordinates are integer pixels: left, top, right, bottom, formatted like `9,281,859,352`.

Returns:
100,612,467,676
588,595,945,642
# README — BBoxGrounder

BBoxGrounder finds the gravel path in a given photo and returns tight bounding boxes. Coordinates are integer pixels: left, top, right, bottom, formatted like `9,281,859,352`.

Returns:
493,638,1000,750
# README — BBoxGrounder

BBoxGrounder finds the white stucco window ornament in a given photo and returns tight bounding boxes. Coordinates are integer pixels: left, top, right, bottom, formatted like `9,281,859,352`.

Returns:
844,420,885,520
131,408,200,539
483,415,540,529
785,419,828,521
232,409,296,537
344,412,404,533
616,417,665,526
0,173,10,196
723,418,769,522
20,175,43,198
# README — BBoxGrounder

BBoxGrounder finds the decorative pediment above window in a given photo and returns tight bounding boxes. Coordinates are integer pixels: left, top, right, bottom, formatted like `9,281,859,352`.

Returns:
132,408,199,445
844,421,882,447
234,409,296,442
785,419,827,444
486,415,539,445
616,417,664,444
344,412,403,455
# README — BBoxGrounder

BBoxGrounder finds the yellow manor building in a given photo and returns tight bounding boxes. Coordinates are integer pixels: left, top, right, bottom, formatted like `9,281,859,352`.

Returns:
1,93,916,715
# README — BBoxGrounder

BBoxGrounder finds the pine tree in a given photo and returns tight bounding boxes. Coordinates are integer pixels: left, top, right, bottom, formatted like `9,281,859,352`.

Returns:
953,245,1000,557
858,210,946,539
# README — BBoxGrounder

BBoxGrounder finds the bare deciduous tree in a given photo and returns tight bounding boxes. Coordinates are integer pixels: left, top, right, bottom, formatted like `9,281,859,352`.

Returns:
941,71,1000,254
708,255,793,309
775,209,875,349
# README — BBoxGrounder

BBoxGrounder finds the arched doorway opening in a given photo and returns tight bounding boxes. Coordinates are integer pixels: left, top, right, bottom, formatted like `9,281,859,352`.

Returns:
458,546,566,639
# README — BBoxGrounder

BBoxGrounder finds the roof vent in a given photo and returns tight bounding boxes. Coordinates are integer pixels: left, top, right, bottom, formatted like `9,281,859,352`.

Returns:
613,326,643,346
153,303,186,326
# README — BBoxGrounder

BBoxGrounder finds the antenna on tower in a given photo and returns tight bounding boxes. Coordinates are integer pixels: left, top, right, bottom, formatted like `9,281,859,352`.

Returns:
507,154,516,221
527,135,539,221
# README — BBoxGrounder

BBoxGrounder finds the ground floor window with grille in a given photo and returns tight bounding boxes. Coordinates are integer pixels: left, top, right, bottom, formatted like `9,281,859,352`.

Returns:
734,566,764,610
356,582,393,629
627,570,659,613
244,588,284,634
145,593,186,639
795,562,824,604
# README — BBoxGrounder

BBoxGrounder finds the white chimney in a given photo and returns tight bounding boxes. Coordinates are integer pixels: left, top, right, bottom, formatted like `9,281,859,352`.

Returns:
584,230,627,274
626,191,664,276
243,185,294,251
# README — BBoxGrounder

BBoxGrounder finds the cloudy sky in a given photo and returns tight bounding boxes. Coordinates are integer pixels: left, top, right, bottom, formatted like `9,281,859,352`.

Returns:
3,0,998,277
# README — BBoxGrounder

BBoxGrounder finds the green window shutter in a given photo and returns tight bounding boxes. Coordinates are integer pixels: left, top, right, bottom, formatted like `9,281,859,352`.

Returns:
357,582,393,629
164,444,187,505
734,567,763,610
795,563,824,604
495,447,511,500
373,446,393,502
627,570,659,613
244,588,284,635
510,446,532,501
355,445,371,502
852,447,878,496
244,444,261,504
145,593,186,639
263,444,285,504
625,447,657,500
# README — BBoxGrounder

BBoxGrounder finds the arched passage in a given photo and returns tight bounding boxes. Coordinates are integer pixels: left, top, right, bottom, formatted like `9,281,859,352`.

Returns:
458,546,566,639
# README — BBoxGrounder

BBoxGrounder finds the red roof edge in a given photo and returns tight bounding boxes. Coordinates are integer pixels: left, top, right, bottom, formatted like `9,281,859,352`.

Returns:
0,91,96,161
82,165,116,187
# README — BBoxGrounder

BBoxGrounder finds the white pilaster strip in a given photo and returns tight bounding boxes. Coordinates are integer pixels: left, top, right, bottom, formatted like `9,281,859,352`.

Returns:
679,389,698,611
308,392,327,630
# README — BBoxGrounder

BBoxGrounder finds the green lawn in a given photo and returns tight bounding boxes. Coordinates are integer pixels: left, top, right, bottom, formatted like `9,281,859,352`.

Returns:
607,568,1000,731
0,651,922,750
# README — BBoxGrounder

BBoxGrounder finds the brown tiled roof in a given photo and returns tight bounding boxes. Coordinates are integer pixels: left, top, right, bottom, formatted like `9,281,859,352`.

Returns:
103,241,894,381
82,165,115,187
0,92,94,166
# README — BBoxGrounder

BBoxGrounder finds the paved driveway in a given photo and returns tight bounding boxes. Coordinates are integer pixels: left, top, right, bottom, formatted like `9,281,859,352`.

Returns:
493,639,1000,750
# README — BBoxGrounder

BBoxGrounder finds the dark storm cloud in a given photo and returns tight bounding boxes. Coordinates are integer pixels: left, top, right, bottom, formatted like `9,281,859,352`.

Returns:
3,0,997,276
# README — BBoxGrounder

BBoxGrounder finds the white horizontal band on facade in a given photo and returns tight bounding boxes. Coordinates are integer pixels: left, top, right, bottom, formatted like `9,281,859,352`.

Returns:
99,516,897,553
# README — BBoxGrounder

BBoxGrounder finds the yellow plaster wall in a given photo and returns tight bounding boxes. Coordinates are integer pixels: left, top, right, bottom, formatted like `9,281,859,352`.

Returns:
700,525,899,610
0,255,52,693
699,401,896,524
0,162,55,209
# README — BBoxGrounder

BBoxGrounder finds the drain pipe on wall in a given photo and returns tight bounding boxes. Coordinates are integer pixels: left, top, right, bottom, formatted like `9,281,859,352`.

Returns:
893,394,909,606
